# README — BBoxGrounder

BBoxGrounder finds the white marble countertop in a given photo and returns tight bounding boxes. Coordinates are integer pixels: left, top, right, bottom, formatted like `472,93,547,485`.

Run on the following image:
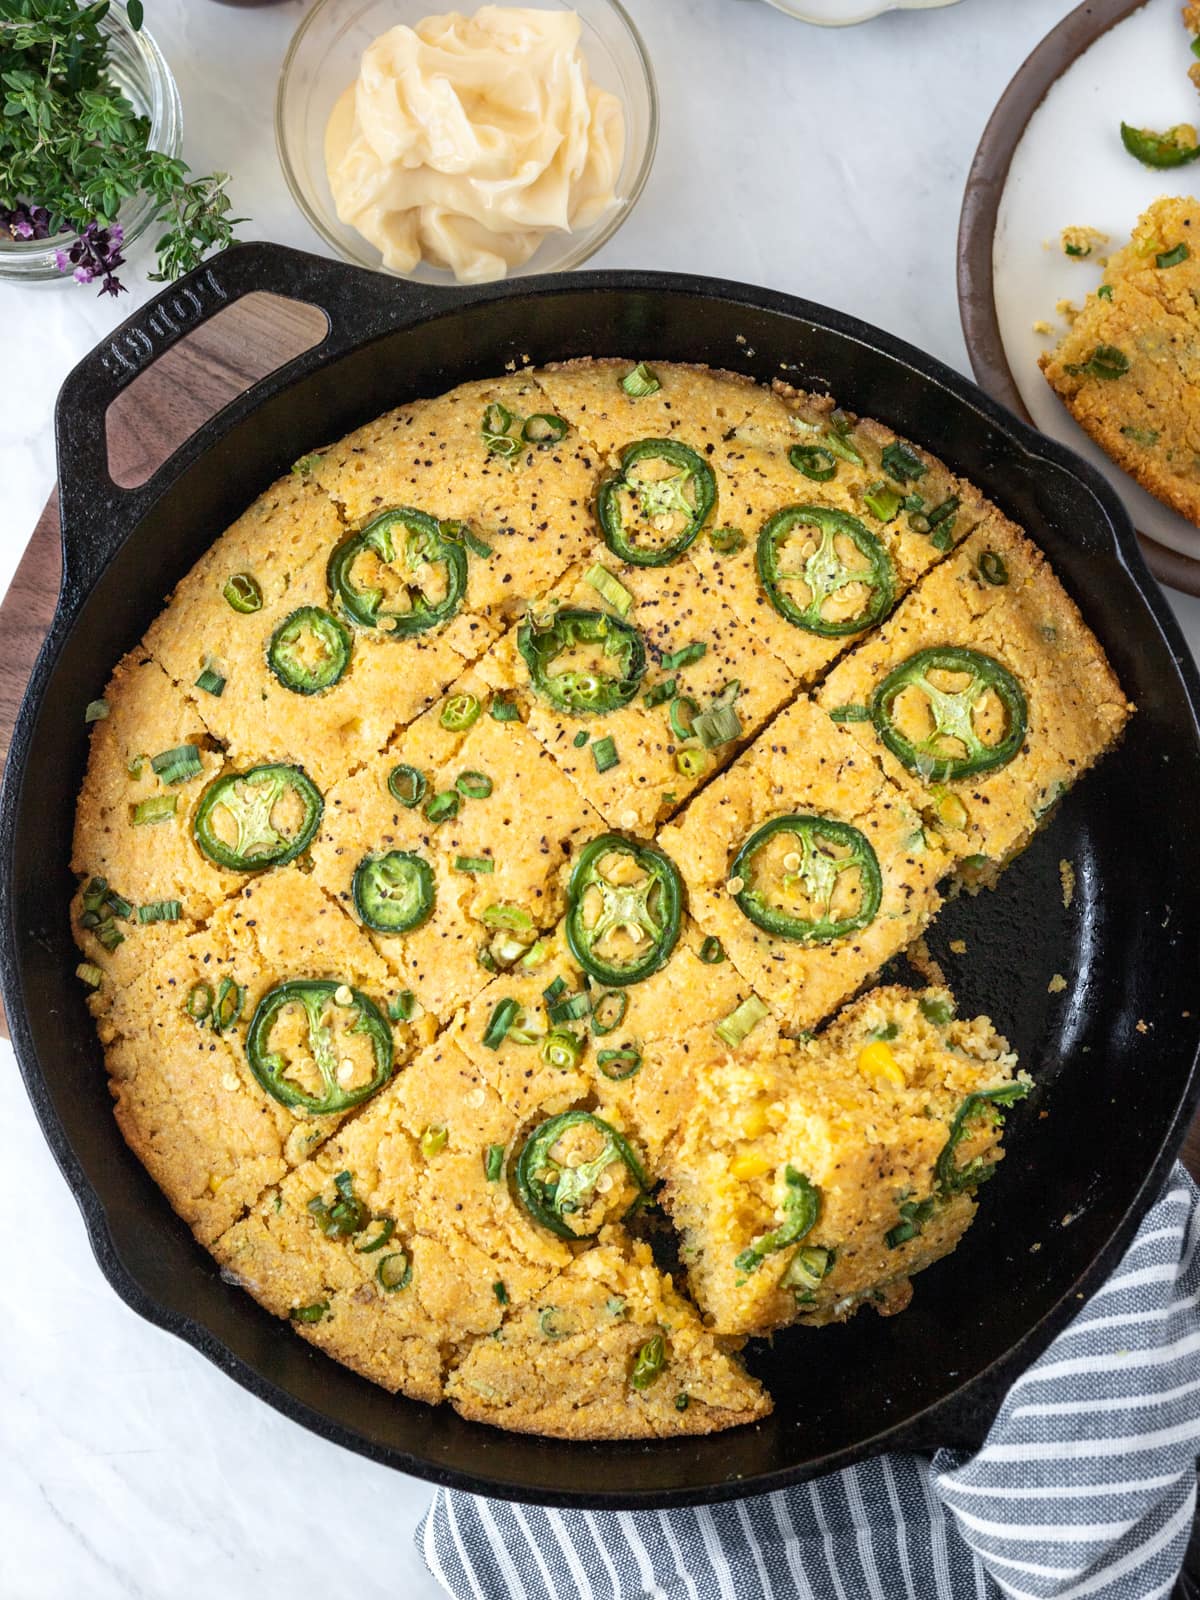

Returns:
5,1,1200,1593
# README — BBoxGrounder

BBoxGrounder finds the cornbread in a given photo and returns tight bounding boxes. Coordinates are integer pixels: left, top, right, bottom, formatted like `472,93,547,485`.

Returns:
72,360,1128,1438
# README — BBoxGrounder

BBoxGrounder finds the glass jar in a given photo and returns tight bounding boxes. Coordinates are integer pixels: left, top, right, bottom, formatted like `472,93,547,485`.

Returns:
0,7,183,284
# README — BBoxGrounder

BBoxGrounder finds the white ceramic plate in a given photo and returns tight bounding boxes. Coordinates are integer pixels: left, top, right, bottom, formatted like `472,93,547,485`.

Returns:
993,0,1200,560
759,0,959,23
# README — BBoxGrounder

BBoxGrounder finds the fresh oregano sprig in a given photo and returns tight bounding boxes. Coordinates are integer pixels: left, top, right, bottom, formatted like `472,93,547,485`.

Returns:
0,0,244,295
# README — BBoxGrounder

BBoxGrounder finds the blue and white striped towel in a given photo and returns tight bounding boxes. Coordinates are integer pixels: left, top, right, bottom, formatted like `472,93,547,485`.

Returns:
419,1164,1200,1599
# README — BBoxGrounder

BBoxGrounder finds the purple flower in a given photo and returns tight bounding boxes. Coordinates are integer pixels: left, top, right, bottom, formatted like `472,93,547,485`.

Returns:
55,221,128,298
2,203,53,242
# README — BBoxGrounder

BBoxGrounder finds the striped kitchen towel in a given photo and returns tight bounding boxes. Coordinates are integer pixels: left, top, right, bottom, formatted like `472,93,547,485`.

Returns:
419,1164,1200,1599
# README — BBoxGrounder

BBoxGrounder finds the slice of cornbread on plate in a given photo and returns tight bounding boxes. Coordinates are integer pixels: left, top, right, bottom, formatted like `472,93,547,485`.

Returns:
657,694,949,1036
660,984,1027,1338
446,1229,770,1438
815,513,1132,873
1040,195,1200,526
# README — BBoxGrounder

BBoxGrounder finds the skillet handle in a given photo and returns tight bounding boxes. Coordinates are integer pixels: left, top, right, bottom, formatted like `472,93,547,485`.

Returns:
53,241,455,597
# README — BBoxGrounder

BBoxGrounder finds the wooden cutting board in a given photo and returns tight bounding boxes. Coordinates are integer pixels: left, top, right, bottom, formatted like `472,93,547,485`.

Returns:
6,291,1199,1181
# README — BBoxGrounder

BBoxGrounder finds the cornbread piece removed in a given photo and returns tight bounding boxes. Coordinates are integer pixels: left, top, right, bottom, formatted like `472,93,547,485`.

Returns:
144,471,474,788
309,374,601,638
661,985,1026,1337
1041,196,1200,525
475,542,796,836
658,695,949,1034
692,393,990,684
816,515,1132,869
447,1231,770,1437
71,652,239,970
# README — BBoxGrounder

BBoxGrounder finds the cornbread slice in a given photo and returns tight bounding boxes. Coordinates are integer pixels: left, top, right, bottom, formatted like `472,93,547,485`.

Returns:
474,541,796,836
447,1230,770,1438
308,374,602,636
1041,195,1200,525
691,393,990,684
308,696,604,1020
657,694,949,1034
816,514,1132,869
661,984,1026,1337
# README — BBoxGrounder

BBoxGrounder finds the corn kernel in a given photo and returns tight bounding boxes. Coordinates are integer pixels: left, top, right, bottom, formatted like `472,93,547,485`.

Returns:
738,1104,770,1140
730,1152,772,1181
857,1039,906,1087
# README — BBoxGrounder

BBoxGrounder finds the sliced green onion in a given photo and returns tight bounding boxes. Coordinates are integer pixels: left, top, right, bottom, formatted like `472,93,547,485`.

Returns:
211,978,245,1033
597,1046,641,1081
662,641,707,672
823,428,864,467
547,990,591,1025
150,744,202,785
441,693,481,732
223,573,262,613
591,991,629,1035
131,795,177,826
420,1124,448,1159
520,939,549,969
543,975,567,1004
522,413,569,447
630,1333,665,1390
76,962,104,990
94,920,124,952
881,441,927,484
424,790,460,825
541,1030,584,1071
291,452,323,476
483,997,520,1049
621,362,660,397
789,444,837,482
585,563,634,617
978,550,1009,586
464,528,493,559
482,904,533,933
456,770,493,800
829,704,870,723
84,699,109,723
490,695,520,722
137,899,181,924
699,937,725,965
919,995,955,1024
709,526,746,554
389,991,416,1021
493,1280,509,1304
643,677,677,709
81,876,109,912
1064,344,1129,381
485,1143,505,1182
377,1253,411,1292
388,764,427,808
676,748,709,778
186,982,214,1020
195,668,225,697
105,891,133,920
1157,241,1190,269
290,1301,330,1324
782,1245,833,1292
693,703,742,751
1097,284,1114,301
354,1217,395,1253
669,696,699,740
927,495,960,529
864,484,902,522
454,855,494,874
573,730,590,748
715,995,770,1047
592,736,619,774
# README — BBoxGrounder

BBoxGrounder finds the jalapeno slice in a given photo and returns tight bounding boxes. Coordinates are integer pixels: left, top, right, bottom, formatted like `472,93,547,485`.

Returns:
870,646,1027,783
352,851,435,934
245,979,393,1114
517,608,646,716
566,834,682,986
327,508,467,636
193,764,324,872
1119,121,1200,169
734,1166,820,1276
936,1081,1031,1195
596,439,717,566
757,506,894,637
515,1109,647,1240
267,607,351,695
731,814,882,944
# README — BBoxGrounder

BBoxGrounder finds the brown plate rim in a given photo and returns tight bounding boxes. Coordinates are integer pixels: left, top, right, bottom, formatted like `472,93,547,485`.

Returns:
956,0,1200,598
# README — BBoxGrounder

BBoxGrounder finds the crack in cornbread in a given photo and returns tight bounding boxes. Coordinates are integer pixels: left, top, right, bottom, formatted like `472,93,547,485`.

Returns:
72,361,1129,1438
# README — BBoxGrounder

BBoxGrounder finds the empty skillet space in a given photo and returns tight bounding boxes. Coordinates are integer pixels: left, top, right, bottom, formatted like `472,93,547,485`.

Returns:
9,271,1200,1501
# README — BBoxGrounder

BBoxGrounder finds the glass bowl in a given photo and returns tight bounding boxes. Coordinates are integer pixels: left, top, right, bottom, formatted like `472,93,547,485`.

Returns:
276,0,658,283
0,7,182,285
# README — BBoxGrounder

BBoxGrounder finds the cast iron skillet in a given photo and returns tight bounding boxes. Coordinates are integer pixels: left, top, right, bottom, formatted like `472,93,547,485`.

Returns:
4,241,1200,1508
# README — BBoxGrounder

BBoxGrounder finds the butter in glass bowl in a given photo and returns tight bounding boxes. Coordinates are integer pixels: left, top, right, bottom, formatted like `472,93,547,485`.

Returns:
277,0,657,284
